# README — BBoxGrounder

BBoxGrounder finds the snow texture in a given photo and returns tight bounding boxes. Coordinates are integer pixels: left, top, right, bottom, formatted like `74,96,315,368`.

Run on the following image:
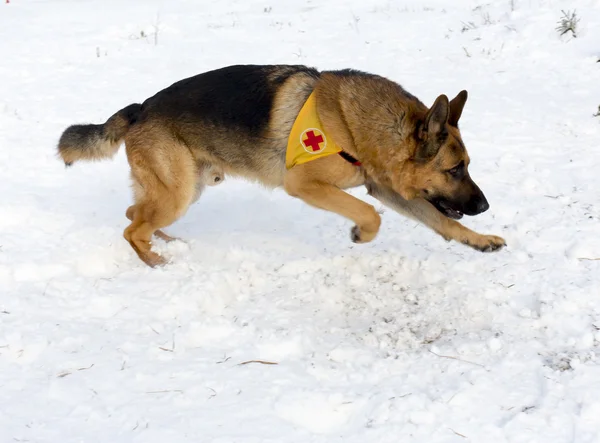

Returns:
1,0,600,442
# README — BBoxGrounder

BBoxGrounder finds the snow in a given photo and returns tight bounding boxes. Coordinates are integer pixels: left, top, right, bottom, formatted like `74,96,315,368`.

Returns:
1,0,600,442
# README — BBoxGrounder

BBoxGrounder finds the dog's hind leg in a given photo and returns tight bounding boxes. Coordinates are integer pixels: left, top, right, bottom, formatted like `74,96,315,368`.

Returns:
366,181,505,252
123,129,198,267
125,205,179,243
124,160,221,246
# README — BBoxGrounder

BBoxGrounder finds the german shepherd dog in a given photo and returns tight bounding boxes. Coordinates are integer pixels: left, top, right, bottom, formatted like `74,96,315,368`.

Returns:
58,65,505,267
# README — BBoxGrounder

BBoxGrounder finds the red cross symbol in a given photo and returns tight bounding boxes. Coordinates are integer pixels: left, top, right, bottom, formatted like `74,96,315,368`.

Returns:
302,130,325,152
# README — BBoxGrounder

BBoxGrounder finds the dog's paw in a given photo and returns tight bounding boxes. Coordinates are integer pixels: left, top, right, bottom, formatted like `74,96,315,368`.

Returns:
139,249,168,268
465,234,506,253
350,225,362,243
350,225,378,244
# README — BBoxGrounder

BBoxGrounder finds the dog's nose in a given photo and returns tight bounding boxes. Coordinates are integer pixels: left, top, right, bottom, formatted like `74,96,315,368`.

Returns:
476,198,489,213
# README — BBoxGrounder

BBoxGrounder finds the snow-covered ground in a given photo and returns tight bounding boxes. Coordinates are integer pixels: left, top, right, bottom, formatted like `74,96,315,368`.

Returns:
1,0,600,441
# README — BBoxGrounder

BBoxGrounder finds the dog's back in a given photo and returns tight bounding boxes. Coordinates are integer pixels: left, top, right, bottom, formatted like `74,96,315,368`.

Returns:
137,65,320,181
142,65,317,138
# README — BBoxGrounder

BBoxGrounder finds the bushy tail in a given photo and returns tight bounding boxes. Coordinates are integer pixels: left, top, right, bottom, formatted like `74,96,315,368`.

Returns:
57,103,142,166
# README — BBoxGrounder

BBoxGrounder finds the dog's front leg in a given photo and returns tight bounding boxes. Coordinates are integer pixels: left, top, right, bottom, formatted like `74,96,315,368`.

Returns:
284,157,379,243
366,181,505,252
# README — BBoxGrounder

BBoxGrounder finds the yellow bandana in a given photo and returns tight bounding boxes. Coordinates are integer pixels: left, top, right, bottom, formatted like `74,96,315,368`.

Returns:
286,91,342,169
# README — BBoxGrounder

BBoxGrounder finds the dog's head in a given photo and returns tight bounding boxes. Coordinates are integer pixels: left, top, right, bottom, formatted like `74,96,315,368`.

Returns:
393,90,489,220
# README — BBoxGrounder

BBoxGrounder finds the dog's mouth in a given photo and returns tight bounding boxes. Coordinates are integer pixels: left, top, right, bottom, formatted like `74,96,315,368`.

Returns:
428,198,464,220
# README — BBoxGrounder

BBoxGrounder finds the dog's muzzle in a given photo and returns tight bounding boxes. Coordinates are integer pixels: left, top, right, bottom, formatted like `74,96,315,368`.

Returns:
428,194,489,219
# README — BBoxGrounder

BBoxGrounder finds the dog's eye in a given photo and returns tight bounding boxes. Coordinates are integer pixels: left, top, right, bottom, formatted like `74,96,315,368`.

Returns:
447,161,464,178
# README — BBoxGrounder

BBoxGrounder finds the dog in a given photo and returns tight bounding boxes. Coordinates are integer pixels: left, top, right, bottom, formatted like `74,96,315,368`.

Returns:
57,64,505,267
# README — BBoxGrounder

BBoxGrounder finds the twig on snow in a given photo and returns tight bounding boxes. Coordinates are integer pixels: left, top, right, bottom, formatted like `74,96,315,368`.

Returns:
429,350,486,368
158,334,176,352
449,428,468,438
152,13,161,46
57,363,95,378
77,364,94,371
146,389,183,394
578,257,600,261
238,360,278,366
216,355,231,364
496,282,515,289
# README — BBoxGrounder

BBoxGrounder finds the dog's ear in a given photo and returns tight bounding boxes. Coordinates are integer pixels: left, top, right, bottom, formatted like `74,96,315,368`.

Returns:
425,94,449,136
448,90,468,127
416,94,449,160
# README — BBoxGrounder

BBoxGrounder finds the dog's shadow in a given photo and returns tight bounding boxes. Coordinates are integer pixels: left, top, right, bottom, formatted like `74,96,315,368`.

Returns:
54,160,385,263
169,180,364,255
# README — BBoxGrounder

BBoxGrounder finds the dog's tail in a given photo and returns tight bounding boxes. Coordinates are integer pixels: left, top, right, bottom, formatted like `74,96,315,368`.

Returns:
57,103,142,166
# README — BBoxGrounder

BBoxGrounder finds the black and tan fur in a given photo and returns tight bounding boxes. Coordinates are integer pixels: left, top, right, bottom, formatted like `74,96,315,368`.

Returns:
58,64,505,267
